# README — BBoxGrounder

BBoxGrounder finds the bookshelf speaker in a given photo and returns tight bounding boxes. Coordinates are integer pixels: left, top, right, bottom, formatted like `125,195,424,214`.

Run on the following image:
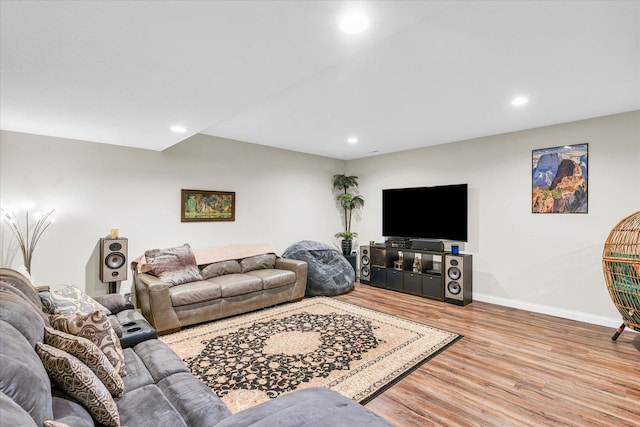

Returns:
100,238,128,283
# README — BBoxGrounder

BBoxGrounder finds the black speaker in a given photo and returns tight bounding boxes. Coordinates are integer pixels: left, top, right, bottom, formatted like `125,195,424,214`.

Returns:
444,254,472,306
359,246,371,284
100,238,128,283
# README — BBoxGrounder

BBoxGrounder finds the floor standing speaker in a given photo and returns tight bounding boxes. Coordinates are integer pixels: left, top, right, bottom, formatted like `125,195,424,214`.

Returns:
100,237,128,285
359,246,371,284
444,253,472,306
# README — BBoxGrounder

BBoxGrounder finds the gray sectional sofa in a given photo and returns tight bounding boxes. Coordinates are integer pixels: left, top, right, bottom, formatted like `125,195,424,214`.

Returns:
0,268,393,427
132,244,308,335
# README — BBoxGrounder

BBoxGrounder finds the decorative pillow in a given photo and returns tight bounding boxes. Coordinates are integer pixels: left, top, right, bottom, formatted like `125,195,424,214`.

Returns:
40,285,111,316
201,260,241,279
43,421,73,427
44,326,124,398
145,243,203,285
240,254,276,273
36,343,120,427
49,311,126,377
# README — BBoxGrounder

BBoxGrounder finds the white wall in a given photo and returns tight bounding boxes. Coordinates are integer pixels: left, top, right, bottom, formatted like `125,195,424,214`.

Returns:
348,111,640,326
1,111,638,327
0,131,345,295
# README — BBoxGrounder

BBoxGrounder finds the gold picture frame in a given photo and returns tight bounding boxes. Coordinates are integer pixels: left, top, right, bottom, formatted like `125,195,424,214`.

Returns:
181,189,235,222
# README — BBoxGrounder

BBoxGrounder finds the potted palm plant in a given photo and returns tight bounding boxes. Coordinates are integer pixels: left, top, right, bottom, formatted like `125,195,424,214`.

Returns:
332,174,365,255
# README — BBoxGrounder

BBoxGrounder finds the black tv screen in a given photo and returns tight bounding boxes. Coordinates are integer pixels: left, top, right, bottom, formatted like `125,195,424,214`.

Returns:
382,184,468,242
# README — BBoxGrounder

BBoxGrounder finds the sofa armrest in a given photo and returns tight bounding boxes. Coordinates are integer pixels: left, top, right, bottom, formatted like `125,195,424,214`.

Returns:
133,273,181,335
93,293,131,314
213,387,393,427
276,258,308,299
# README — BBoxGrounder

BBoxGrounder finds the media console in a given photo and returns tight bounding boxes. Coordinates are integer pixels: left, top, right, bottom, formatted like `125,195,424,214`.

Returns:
359,244,472,306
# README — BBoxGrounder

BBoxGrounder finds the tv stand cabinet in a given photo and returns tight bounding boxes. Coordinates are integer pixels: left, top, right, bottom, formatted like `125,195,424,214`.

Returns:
368,245,472,304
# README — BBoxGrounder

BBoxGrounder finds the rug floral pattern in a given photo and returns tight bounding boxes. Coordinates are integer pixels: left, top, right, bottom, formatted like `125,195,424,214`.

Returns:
186,312,381,399
162,297,459,413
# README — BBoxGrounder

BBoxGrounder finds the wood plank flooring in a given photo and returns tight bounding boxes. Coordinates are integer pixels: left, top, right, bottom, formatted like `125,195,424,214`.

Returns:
336,283,640,427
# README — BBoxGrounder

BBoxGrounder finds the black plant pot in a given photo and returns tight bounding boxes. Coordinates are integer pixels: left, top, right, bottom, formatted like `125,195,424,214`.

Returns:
341,239,352,256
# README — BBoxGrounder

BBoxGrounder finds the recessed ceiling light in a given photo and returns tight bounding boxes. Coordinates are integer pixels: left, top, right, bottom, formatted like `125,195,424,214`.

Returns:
511,96,529,106
347,137,358,144
340,12,369,34
170,125,187,133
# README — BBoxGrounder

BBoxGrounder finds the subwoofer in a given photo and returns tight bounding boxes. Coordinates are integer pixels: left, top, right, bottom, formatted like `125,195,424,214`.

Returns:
444,253,472,306
100,238,128,283
359,246,371,284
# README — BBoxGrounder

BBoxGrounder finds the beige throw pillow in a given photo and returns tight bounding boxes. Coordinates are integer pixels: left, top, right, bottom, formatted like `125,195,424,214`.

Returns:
44,326,124,397
49,311,126,377
36,343,120,427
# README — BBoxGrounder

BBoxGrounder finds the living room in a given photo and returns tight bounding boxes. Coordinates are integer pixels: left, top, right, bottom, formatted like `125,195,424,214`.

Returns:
1,1,639,426
2,109,639,330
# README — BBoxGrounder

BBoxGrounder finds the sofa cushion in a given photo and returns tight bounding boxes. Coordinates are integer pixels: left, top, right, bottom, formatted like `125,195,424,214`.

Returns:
240,254,276,273
132,339,190,383
50,396,94,427
0,320,53,425
0,390,38,427
49,310,126,377
36,343,120,427
121,348,154,392
201,259,241,279
0,268,44,314
208,274,263,297
0,285,46,346
0,279,51,326
44,327,124,398
169,280,222,307
157,372,232,426
145,243,203,286
117,384,187,427
40,285,111,316
246,269,296,290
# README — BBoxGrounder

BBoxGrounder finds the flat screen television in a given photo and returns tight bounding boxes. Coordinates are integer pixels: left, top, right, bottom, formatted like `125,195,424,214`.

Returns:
382,184,468,242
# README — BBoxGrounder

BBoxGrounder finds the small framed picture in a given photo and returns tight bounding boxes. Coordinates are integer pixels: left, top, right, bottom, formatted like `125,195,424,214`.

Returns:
181,189,235,222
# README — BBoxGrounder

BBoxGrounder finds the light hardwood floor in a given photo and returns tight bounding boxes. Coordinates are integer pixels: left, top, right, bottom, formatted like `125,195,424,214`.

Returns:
336,282,640,427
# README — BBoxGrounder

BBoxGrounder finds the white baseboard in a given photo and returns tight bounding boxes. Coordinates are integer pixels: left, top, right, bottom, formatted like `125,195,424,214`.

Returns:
472,292,633,331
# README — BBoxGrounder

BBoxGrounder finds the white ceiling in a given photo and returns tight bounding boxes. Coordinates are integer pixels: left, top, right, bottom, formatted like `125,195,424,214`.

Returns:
1,1,638,160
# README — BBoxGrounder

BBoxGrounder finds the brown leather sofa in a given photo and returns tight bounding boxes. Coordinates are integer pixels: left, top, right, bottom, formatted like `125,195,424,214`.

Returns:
132,245,308,335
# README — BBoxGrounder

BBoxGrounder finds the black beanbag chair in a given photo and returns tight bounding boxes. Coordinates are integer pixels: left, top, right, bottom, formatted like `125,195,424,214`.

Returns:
282,240,355,296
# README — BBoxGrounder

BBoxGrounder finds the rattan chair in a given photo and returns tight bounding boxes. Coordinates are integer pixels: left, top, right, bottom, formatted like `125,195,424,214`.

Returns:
602,210,640,340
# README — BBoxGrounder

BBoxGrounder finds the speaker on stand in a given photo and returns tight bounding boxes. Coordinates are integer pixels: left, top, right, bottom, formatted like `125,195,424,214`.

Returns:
444,253,472,306
359,246,371,284
100,237,128,294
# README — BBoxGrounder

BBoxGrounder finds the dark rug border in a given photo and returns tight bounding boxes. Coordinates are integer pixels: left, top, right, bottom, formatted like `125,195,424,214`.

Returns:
358,334,464,405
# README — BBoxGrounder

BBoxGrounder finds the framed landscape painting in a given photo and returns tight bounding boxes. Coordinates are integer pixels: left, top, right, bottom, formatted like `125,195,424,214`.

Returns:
181,189,235,222
532,143,588,214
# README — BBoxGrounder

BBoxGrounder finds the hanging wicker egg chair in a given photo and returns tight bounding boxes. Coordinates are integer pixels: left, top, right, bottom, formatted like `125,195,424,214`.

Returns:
602,210,640,340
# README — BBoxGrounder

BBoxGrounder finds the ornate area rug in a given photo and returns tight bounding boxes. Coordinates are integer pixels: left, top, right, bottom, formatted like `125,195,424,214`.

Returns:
161,297,460,413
